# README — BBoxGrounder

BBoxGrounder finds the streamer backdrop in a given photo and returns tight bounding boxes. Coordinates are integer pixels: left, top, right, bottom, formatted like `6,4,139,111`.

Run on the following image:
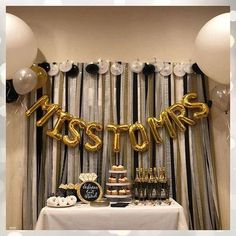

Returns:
22,61,220,230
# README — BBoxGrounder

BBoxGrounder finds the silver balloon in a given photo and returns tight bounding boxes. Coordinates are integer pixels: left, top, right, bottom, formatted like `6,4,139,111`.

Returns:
13,68,37,95
211,84,230,113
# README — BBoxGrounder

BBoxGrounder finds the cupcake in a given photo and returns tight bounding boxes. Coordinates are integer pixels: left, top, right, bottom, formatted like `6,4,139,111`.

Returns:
126,189,131,195
111,165,117,171
111,190,118,195
108,176,117,183
118,176,128,183
106,189,112,195
117,165,124,171
119,189,126,195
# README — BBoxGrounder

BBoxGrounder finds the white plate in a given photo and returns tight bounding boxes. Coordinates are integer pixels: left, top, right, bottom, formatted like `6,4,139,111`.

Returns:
47,203,76,208
109,170,127,174
105,194,132,198
106,182,131,186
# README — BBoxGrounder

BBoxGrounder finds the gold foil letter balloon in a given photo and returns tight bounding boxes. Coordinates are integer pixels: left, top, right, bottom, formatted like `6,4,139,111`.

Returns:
25,95,61,126
129,122,149,152
85,122,103,152
182,93,209,119
107,124,129,152
147,117,163,144
62,118,86,147
161,110,177,139
167,103,195,132
47,110,72,141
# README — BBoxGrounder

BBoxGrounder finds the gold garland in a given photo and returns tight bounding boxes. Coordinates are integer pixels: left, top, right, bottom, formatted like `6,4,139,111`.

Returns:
25,92,209,153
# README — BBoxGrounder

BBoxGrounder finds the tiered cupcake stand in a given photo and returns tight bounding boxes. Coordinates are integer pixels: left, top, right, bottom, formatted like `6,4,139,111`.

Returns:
105,168,131,202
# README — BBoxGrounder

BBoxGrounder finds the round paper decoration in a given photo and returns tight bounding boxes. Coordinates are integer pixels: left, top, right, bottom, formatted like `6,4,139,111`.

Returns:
183,62,193,74
98,60,109,74
110,62,123,76
130,60,144,73
173,64,185,77
59,61,73,72
160,63,172,76
48,63,59,76
153,61,164,72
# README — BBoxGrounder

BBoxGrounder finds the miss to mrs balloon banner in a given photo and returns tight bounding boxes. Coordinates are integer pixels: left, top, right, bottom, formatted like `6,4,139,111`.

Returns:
25,92,209,153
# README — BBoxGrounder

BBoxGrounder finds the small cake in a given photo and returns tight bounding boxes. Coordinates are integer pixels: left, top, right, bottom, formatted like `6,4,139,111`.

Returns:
116,165,124,171
111,190,118,195
106,189,112,195
119,189,126,195
126,189,131,195
108,176,117,183
111,165,117,171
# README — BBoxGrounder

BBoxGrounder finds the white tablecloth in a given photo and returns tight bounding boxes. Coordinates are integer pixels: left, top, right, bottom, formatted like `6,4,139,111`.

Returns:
35,199,188,230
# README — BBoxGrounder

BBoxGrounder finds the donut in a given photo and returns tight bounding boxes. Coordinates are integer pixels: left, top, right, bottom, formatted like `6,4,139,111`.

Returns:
66,195,77,205
47,196,59,206
58,197,68,206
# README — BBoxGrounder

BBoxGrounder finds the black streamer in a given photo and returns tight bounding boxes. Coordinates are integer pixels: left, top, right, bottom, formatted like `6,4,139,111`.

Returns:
167,75,176,200
183,74,193,228
116,62,122,124
60,74,69,184
36,88,43,213
152,73,156,168
133,72,138,174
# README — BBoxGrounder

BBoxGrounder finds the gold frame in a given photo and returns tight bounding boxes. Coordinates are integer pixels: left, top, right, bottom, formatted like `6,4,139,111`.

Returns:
77,181,103,204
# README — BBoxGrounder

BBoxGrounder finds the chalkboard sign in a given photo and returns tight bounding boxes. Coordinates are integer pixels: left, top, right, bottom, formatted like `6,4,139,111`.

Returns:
77,181,103,204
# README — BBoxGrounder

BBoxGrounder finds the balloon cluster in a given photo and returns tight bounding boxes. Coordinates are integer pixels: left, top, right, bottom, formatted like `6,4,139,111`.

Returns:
6,13,50,103
6,64,48,103
26,93,209,153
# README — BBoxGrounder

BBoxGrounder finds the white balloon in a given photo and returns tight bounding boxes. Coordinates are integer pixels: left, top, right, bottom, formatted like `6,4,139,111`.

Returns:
13,68,37,95
195,13,230,84
6,13,37,79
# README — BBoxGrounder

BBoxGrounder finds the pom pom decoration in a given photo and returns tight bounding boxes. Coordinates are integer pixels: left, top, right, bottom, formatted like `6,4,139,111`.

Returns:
38,62,51,73
66,64,79,77
142,63,155,76
85,63,99,75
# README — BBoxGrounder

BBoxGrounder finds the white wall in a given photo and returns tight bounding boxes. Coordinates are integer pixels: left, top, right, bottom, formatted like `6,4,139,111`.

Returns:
7,6,229,229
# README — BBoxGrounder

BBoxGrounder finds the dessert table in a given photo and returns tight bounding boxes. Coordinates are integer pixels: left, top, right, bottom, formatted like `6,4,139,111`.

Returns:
35,199,188,230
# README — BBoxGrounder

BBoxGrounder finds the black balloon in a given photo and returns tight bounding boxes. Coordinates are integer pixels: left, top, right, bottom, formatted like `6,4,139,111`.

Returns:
85,63,99,75
6,80,19,103
192,63,204,75
66,64,79,77
38,62,51,73
142,63,155,76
